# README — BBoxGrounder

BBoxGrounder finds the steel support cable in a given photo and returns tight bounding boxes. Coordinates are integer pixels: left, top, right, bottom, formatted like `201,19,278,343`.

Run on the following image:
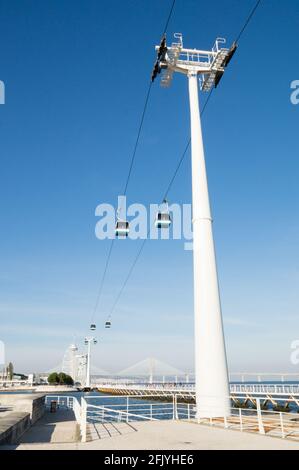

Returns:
122,82,152,196
235,0,262,43
89,0,177,326
162,0,263,198
105,0,263,320
90,239,115,323
90,81,152,325
107,91,211,319
162,0,176,36
122,0,176,197
163,88,213,200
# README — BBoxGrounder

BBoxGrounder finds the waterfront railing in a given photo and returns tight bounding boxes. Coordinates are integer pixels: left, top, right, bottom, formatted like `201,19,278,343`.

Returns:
44,394,299,443
97,382,299,396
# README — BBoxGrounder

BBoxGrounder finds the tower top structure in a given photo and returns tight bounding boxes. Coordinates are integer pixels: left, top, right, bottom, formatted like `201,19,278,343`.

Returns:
152,33,237,90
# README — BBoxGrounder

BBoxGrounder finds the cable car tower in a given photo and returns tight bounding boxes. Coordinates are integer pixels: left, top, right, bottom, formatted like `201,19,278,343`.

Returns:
152,33,237,418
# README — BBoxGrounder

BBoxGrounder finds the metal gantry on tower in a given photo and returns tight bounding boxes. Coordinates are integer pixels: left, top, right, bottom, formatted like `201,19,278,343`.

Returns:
152,33,237,91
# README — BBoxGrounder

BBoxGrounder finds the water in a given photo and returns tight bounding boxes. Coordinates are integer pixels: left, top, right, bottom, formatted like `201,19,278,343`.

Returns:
0,390,176,419
2,386,299,415
64,391,176,420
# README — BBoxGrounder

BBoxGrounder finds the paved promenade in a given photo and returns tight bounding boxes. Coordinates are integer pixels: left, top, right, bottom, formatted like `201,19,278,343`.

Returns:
0,409,78,449
2,418,299,450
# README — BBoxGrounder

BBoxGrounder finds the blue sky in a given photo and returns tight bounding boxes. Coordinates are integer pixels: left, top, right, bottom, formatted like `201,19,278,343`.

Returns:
0,0,298,375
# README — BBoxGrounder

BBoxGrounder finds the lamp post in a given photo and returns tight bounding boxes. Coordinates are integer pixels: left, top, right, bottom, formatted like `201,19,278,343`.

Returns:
152,33,237,418
84,337,97,389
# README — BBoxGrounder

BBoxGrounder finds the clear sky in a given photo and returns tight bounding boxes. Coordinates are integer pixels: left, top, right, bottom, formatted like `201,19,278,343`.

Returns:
0,0,298,375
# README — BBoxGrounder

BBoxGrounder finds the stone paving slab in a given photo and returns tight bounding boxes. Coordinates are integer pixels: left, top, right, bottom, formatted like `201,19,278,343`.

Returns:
0,412,30,445
21,409,79,444
3,419,299,450
1,409,79,447
79,420,299,450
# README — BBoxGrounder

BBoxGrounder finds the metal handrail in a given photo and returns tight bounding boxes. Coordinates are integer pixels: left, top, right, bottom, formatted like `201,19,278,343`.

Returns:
87,404,159,422
44,393,299,443
84,395,298,440
97,382,299,395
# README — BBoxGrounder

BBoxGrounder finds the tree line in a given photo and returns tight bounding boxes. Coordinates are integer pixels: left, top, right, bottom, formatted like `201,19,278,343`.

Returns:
47,372,74,386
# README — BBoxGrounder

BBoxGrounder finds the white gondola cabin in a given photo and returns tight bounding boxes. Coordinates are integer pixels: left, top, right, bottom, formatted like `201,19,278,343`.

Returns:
155,200,171,229
115,220,130,238
155,212,171,229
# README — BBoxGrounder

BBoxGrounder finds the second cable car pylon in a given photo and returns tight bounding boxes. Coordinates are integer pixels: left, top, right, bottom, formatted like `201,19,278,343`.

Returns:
152,33,237,418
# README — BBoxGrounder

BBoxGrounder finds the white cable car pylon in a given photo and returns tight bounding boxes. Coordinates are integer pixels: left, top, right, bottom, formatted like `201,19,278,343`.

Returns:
152,33,237,418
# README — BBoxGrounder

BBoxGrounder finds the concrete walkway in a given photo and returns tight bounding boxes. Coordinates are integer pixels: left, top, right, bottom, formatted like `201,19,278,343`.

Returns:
2,419,299,450
0,409,79,449
22,410,79,444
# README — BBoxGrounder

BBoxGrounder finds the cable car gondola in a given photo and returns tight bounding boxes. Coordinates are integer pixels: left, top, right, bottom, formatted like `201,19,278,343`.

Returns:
105,320,111,329
155,200,171,229
115,220,130,238
90,324,96,331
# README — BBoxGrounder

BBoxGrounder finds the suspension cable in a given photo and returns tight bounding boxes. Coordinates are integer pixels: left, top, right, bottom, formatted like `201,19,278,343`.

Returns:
89,0,177,326
161,0,263,197
105,0,263,321
107,89,212,318
123,0,176,197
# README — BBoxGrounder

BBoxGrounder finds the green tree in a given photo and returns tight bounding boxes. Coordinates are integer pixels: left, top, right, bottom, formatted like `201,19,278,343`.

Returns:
64,374,74,386
58,372,74,385
47,371,74,386
48,372,59,384
58,372,67,384
7,362,14,380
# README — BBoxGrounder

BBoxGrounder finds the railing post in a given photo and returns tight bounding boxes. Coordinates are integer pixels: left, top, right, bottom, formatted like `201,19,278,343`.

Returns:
239,408,243,432
172,394,175,420
187,403,190,420
81,398,87,443
280,412,285,438
224,414,228,429
150,404,153,421
256,398,265,435
197,406,200,424
126,397,129,423
172,394,178,420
